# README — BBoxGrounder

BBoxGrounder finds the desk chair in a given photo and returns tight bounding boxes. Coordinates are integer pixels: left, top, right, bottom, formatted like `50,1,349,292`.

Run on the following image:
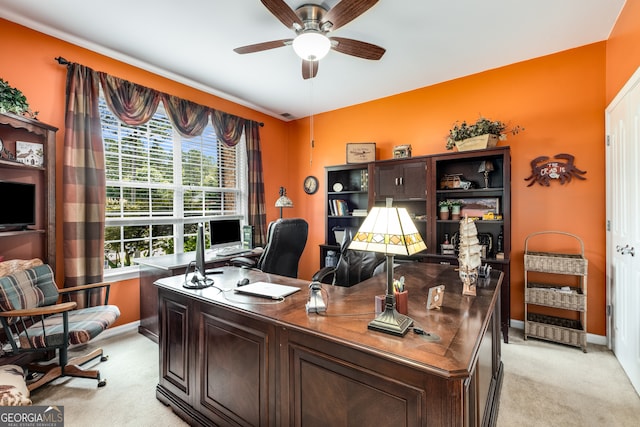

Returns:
231,218,308,278
0,264,120,391
312,227,386,287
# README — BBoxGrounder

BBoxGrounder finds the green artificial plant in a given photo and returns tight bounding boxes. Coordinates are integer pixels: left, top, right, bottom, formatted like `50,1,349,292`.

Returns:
0,78,38,118
446,116,522,150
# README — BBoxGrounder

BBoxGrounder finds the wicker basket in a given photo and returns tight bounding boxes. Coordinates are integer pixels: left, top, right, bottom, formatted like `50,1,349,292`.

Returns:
525,283,586,311
526,313,586,350
524,251,588,275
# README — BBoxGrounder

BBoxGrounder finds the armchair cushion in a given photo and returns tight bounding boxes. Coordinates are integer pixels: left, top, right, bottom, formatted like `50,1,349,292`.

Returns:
0,265,59,313
20,305,120,349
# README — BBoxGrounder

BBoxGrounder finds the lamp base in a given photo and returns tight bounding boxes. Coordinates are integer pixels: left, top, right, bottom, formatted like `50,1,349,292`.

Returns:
368,307,413,336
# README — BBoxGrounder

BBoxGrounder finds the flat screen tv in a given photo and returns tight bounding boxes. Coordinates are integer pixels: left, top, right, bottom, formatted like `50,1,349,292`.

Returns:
0,181,36,231
210,217,242,250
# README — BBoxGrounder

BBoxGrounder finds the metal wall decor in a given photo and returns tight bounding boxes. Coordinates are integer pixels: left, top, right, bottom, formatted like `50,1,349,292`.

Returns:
524,153,586,186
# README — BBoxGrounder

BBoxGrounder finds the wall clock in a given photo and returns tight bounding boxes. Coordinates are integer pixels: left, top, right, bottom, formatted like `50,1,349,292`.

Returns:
303,175,318,194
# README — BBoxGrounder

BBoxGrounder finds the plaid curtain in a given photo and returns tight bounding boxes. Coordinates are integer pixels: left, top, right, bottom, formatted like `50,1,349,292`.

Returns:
245,121,267,246
63,63,267,273
63,63,106,287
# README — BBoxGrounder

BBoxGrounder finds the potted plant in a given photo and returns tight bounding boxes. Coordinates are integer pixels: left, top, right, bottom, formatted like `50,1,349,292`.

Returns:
449,200,463,220
438,200,451,220
446,116,522,151
0,78,38,118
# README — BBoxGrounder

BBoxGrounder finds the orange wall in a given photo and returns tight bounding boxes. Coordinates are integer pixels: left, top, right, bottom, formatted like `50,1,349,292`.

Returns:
287,43,608,335
606,0,640,104
3,0,640,336
0,19,290,327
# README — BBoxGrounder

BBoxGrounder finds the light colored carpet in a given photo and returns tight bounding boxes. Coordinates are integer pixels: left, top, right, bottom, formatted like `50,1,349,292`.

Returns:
28,327,187,427
497,330,640,426
26,327,640,426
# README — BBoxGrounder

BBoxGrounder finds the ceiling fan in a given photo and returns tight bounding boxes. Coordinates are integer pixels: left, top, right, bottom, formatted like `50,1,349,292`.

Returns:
234,0,385,79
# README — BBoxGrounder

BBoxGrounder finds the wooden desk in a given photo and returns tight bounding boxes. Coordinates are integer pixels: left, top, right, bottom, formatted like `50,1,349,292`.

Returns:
134,250,260,341
154,263,503,426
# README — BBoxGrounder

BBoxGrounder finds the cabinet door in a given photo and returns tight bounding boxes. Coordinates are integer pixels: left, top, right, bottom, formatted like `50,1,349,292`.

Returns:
375,164,402,199
402,161,427,199
375,161,426,201
158,289,192,403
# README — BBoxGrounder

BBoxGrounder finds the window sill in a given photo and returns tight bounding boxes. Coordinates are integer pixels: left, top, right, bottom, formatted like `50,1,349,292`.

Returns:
104,265,140,282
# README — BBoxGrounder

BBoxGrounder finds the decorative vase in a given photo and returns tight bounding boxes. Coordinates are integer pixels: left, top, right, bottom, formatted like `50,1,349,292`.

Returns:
455,134,499,152
451,205,461,220
439,207,450,220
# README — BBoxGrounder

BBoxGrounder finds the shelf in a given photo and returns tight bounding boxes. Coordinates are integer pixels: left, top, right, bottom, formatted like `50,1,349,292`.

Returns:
0,229,45,237
0,158,44,170
437,187,504,195
525,313,586,350
329,190,367,195
524,231,587,352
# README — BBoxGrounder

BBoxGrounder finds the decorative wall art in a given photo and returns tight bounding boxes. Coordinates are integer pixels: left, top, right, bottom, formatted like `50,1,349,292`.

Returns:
346,142,376,163
524,153,586,186
16,141,44,167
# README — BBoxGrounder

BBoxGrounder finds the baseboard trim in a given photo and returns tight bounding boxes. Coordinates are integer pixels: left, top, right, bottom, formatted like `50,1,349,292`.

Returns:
509,319,607,346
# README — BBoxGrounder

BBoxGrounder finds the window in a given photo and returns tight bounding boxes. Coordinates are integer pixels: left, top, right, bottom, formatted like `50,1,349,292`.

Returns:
100,96,247,270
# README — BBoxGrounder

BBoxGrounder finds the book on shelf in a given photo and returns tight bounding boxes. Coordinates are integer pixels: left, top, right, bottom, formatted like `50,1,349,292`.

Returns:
330,199,349,216
352,209,368,217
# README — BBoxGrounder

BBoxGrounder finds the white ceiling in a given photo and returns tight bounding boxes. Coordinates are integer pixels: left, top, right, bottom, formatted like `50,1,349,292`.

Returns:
0,0,626,120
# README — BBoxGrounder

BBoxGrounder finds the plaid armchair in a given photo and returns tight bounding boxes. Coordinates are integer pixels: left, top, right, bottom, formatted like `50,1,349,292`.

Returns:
0,264,120,391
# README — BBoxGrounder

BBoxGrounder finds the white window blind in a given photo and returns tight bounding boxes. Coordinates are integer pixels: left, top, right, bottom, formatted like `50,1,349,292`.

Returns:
100,96,246,269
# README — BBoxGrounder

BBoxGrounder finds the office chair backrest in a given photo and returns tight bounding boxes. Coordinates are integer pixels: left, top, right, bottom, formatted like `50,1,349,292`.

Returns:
333,227,386,287
258,218,309,278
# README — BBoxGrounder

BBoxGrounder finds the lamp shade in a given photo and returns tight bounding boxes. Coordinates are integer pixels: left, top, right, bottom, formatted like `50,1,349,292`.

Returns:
292,32,331,61
349,207,426,255
275,186,293,208
478,160,495,173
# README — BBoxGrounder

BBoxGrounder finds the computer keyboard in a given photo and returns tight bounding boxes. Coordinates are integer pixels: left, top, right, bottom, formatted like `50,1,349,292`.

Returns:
215,247,250,257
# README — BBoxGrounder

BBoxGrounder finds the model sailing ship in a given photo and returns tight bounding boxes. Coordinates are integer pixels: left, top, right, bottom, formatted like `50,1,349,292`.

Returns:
458,216,482,296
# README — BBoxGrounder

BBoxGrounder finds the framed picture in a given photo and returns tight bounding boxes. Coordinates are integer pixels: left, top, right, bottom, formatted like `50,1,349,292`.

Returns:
346,142,376,163
16,141,44,167
426,285,445,310
450,197,500,217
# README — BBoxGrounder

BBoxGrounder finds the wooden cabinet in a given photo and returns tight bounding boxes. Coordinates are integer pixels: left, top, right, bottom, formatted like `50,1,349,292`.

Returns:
0,112,56,269
374,159,427,200
524,231,588,352
321,164,372,266
321,148,511,343
427,147,511,342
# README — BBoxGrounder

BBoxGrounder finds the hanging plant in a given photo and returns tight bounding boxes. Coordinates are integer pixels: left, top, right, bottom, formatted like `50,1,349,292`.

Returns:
0,78,38,118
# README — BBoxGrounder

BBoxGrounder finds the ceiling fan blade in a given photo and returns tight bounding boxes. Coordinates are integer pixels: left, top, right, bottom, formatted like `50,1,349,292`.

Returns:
322,0,379,31
234,39,292,54
261,0,303,29
330,37,385,60
302,60,319,80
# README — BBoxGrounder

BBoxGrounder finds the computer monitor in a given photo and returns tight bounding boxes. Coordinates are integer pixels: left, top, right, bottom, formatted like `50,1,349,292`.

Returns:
210,218,242,250
185,223,214,289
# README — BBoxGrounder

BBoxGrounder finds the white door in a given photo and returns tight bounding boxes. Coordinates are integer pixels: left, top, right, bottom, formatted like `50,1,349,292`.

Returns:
606,67,640,395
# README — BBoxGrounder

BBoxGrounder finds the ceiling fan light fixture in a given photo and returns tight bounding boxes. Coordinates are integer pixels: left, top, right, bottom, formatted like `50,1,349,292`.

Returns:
293,32,331,61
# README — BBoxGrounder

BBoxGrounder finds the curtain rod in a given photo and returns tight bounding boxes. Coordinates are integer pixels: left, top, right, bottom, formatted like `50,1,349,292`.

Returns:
54,56,264,127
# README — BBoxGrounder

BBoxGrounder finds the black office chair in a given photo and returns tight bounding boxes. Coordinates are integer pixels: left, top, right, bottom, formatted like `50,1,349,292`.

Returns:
230,218,308,278
312,227,386,287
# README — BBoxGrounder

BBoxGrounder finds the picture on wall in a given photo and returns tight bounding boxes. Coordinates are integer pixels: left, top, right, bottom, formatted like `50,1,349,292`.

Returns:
15,141,44,167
